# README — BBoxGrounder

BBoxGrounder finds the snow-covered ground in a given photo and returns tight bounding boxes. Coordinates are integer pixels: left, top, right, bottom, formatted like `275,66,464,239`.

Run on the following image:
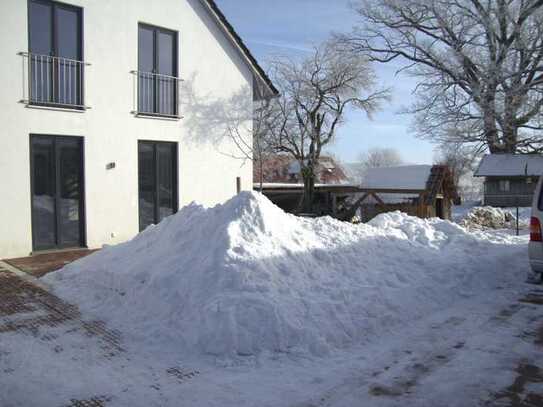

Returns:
2,192,542,406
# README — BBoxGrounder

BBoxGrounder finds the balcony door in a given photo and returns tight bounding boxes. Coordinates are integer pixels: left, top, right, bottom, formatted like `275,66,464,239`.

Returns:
138,24,178,116
28,0,83,107
31,135,85,251
138,141,178,231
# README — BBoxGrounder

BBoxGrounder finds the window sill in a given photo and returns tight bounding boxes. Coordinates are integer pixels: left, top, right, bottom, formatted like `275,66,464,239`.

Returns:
132,111,183,121
30,246,89,256
21,101,89,113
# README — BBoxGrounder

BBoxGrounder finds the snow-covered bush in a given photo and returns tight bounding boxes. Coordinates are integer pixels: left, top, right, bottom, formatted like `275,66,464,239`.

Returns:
460,206,517,230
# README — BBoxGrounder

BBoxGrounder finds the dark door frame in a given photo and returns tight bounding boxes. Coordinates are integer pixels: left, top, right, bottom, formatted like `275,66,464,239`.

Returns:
137,140,178,231
435,197,444,219
30,134,86,252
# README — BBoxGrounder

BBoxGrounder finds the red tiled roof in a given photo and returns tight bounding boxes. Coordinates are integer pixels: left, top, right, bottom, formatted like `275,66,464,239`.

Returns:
254,155,348,184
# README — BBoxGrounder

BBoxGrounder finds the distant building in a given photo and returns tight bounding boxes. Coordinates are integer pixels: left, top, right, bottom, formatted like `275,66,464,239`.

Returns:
254,155,348,185
356,164,459,221
474,154,543,207
255,164,459,221
253,155,351,216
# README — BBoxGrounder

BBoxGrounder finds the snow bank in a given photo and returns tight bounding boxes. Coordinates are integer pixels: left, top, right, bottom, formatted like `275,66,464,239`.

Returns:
44,192,526,359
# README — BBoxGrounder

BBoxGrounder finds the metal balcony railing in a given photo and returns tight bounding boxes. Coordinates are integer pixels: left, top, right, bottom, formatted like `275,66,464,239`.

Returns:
131,70,182,119
19,52,90,110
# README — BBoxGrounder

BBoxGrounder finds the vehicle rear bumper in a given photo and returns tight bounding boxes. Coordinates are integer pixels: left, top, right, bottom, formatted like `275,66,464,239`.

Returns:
529,241,543,273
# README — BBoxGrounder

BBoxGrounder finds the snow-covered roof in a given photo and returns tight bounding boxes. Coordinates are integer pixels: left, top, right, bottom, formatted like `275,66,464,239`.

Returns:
320,160,335,170
287,159,336,173
474,154,543,177
363,165,433,190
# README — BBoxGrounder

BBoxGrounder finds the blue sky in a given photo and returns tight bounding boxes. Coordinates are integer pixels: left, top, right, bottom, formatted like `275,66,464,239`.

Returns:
215,0,436,164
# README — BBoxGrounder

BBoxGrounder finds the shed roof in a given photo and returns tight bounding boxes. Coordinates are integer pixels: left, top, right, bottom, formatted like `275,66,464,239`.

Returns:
363,165,433,190
474,154,543,177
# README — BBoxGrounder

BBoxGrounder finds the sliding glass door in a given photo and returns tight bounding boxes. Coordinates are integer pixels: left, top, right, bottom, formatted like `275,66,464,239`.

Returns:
138,141,178,231
31,135,85,250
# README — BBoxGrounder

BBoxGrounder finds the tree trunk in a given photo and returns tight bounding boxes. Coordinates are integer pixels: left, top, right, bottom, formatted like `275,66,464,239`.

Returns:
502,93,519,154
485,126,502,153
301,166,316,213
482,90,503,153
502,124,518,153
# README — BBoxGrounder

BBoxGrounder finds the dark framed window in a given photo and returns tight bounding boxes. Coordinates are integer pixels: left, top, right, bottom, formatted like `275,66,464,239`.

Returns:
137,23,178,117
28,0,84,108
138,141,178,231
499,180,511,192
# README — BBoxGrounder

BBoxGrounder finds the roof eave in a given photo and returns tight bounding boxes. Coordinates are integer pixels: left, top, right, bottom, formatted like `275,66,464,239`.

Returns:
475,173,538,177
473,156,485,177
199,0,280,101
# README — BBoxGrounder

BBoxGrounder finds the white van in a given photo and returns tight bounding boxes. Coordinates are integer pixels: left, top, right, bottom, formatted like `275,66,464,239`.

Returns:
529,176,543,276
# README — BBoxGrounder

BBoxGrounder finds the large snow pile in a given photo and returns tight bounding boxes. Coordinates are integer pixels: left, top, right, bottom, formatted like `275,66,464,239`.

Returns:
44,192,524,359
459,206,529,230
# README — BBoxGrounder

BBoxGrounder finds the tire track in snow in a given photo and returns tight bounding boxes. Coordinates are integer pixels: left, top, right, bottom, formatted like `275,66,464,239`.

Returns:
291,286,543,407
290,313,470,407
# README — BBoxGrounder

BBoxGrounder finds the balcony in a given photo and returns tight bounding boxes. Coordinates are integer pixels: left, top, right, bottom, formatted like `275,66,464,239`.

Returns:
19,52,90,111
131,70,182,119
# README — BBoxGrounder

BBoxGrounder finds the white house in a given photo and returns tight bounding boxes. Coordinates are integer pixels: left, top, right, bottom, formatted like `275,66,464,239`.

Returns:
0,0,278,258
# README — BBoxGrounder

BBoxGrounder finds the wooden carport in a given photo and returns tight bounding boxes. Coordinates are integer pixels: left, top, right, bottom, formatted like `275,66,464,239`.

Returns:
256,165,459,222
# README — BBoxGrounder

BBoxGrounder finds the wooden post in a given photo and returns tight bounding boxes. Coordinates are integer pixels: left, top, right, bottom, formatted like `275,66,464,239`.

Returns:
516,206,519,236
418,193,425,218
236,177,241,194
370,192,385,206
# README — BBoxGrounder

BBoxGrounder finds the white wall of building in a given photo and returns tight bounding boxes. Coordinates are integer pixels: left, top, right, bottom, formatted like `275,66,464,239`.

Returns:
0,0,254,258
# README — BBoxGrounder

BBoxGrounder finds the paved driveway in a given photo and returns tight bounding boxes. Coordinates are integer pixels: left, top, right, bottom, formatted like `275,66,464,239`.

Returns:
0,263,199,407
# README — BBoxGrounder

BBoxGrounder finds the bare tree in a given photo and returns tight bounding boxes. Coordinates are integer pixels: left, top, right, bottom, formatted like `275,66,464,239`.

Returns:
358,147,403,170
338,0,543,154
264,41,389,212
434,142,484,201
252,102,274,191
433,142,476,187
222,96,275,191
346,147,403,185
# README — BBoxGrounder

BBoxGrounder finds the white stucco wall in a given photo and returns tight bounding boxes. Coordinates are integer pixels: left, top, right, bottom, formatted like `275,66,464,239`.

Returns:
0,0,254,258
